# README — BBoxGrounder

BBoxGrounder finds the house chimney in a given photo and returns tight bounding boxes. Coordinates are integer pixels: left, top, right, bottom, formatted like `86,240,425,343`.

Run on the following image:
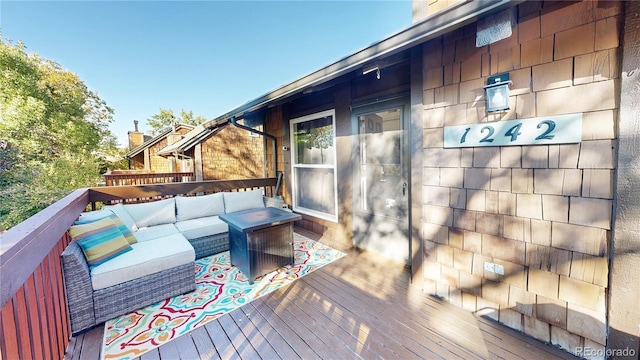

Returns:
128,120,144,149
166,123,182,146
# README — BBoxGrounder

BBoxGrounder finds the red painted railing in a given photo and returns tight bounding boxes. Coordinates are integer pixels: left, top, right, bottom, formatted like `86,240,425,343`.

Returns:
0,178,277,359
0,189,88,359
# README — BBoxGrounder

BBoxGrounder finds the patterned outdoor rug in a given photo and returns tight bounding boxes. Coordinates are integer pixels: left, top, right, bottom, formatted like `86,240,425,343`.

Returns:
101,234,345,359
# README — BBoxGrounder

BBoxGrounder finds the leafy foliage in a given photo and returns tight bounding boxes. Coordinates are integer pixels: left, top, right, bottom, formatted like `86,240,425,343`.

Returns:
147,108,207,135
308,125,333,164
0,38,123,230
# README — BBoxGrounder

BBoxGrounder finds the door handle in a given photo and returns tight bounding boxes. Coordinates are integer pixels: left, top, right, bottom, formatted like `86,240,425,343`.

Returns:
402,181,407,196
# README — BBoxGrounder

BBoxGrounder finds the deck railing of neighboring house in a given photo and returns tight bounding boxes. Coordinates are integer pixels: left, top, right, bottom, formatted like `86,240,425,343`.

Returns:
0,178,277,359
103,171,195,186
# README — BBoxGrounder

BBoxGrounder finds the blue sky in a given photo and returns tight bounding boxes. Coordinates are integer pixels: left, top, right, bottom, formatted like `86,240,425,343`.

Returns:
1,1,412,147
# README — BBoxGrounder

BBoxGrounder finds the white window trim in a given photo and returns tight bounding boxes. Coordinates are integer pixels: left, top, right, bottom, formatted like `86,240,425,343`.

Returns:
290,109,338,222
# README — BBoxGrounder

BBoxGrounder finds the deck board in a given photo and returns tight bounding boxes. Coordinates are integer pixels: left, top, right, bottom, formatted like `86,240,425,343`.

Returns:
276,282,386,359
64,229,578,360
301,271,440,358
250,300,322,360
171,331,200,359
310,270,495,358
79,325,103,360
293,284,408,359
138,348,160,360
228,307,281,359
189,325,221,359
242,303,301,360
156,336,181,359
206,318,242,359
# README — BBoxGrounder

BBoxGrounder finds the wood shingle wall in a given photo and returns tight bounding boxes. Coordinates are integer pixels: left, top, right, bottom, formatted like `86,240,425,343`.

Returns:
148,138,171,172
128,127,193,173
420,1,622,356
201,125,265,180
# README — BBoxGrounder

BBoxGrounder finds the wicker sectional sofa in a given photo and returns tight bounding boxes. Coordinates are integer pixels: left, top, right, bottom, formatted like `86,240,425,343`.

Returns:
61,189,269,335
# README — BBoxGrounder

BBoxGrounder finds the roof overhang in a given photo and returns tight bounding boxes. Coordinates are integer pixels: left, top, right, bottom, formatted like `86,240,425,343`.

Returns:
156,119,230,156
126,123,194,158
212,0,520,122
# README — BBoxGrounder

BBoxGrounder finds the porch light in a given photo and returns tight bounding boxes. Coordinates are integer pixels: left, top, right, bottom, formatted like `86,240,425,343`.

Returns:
362,64,381,80
484,73,511,112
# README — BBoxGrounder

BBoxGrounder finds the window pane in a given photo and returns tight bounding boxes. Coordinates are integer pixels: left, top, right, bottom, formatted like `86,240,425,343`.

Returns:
294,115,334,165
294,167,335,216
358,108,403,217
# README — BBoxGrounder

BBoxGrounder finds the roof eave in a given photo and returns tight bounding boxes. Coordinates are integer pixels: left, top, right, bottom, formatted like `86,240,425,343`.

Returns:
156,119,230,156
126,124,195,158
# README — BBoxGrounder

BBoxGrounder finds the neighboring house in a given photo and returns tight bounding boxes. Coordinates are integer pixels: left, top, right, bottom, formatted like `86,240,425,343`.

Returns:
191,0,639,357
126,122,194,172
156,117,267,181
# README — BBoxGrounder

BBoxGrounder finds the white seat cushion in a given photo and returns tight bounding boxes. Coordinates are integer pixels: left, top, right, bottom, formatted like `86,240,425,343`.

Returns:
90,233,195,290
133,223,181,243
175,193,225,221
223,189,265,213
174,216,228,240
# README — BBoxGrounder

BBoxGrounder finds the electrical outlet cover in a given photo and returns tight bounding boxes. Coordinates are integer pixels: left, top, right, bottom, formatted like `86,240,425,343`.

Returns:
484,261,495,272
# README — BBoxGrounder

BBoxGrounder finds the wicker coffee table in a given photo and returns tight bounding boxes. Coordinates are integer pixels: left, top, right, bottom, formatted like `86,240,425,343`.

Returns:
219,208,301,284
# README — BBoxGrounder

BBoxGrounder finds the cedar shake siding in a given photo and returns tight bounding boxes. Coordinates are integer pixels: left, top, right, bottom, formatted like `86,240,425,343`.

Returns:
418,1,623,355
259,1,634,356
200,125,266,180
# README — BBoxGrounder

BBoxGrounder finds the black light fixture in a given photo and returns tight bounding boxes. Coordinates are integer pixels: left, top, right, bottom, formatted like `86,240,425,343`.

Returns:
484,73,512,112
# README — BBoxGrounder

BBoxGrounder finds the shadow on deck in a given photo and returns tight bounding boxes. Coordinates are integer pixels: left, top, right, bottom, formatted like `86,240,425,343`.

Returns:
65,229,577,360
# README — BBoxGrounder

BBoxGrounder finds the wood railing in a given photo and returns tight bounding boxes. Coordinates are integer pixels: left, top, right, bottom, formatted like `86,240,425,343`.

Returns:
103,171,195,186
89,177,278,209
0,178,277,359
0,189,87,359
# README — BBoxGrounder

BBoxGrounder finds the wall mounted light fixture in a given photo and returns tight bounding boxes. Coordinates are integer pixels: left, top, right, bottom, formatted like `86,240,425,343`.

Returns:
484,73,512,112
363,65,381,80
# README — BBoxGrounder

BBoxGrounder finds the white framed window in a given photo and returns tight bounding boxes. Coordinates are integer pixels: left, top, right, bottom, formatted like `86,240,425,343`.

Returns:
290,109,338,222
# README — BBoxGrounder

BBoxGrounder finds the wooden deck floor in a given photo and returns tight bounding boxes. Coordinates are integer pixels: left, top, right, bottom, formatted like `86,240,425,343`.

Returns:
65,230,577,360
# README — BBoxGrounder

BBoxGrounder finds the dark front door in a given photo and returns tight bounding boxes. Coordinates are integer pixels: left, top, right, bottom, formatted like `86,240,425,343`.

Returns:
352,98,410,264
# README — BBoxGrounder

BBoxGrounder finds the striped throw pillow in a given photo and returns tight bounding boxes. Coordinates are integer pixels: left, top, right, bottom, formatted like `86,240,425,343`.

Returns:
69,217,133,269
76,211,137,245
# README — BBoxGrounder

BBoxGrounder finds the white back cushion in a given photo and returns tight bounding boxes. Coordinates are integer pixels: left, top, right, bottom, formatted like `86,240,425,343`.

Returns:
77,209,111,223
132,223,181,242
223,189,265,213
103,203,138,232
123,197,176,228
175,193,225,221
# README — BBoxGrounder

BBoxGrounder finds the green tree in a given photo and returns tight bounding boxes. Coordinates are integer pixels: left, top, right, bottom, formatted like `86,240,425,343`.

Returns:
0,38,123,230
308,125,333,164
147,108,207,135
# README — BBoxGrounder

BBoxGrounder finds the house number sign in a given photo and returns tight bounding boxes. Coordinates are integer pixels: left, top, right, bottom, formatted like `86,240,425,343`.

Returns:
443,113,582,148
